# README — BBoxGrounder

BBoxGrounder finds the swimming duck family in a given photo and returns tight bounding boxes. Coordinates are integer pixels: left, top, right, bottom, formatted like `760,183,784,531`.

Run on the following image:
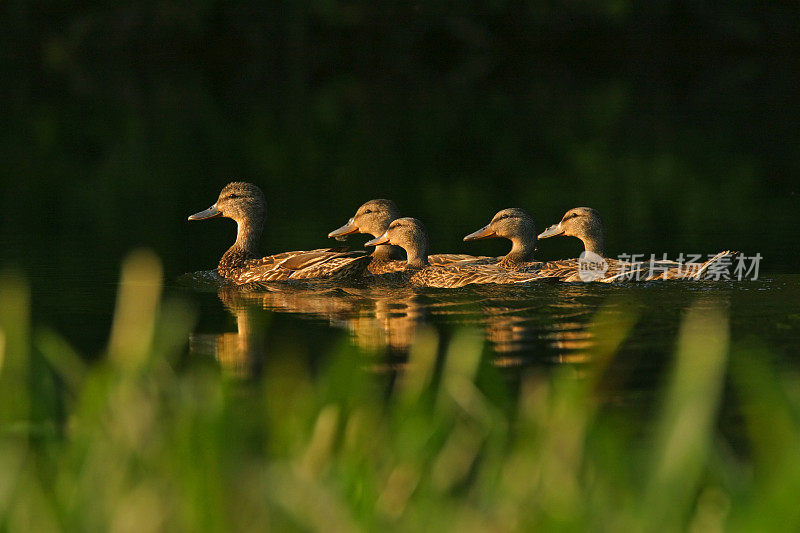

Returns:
188,182,736,285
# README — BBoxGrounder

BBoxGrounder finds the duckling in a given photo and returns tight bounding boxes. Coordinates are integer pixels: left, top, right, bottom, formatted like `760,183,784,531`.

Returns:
188,182,368,283
328,199,486,273
364,217,557,288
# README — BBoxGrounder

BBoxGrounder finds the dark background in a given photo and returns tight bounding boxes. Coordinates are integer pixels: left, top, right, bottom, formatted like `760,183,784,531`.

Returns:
1,1,798,350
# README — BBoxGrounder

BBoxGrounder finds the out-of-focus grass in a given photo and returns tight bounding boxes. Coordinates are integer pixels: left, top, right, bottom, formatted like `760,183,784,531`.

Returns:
0,252,798,531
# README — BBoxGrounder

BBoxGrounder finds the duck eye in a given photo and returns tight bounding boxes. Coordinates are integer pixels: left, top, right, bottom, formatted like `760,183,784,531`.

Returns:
364,209,372,214
228,193,239,199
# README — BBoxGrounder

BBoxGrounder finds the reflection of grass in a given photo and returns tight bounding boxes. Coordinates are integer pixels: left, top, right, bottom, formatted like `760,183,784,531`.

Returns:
0,251,797,530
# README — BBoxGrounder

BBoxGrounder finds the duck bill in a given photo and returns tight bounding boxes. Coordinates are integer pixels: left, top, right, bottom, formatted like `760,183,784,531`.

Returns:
364,232,391,247
327,218,359,240
188,204,221,221
537,223,564,239
463,224,497,241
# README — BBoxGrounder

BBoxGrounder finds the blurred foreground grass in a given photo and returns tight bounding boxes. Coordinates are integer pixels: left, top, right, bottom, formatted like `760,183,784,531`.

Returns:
1,251,799,531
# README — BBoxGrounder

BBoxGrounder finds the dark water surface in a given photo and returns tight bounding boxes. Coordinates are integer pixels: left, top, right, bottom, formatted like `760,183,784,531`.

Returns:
177,272,800,399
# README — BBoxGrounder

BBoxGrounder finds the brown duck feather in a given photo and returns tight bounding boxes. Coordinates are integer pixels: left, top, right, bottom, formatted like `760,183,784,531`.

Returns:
405,263,561,288
189,183,369,284
366,253,493,275
232,249,369,283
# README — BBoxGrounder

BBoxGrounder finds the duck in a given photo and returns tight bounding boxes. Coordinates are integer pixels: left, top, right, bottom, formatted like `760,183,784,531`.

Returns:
462,208,578,278
363,217,557,288
188,182,369,284
537,207,737,281
327,199,487,274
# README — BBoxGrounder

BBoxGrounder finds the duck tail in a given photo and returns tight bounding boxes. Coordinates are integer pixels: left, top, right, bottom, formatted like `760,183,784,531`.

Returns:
692,250,740,280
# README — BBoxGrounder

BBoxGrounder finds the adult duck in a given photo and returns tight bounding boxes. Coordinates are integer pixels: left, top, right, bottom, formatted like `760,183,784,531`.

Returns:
364,217,558,288
537,207,737,281
327,199,486,274
188,182,368,283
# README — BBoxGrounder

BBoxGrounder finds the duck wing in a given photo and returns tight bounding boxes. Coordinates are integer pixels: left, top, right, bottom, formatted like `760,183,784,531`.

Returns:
428,254,493,266
233,249,367,283
646,250,739,280
409,263,562,288
594,252,738,282
279,249,364,271
367,259,407,275
287,253,370,281
244,248,337,270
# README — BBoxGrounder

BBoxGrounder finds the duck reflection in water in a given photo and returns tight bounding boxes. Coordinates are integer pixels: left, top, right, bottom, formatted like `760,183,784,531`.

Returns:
197,284,429,377
190,289,267,379
474,284,600,367
194,281,608,378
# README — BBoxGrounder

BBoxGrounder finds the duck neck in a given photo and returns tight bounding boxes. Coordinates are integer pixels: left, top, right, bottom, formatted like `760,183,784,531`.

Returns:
220,218,262,269
404,230,430,268
581,234,606,257
504,236,537,265
368,216,403,261
406,251,429,268
371,244,403,261
236,218,262,255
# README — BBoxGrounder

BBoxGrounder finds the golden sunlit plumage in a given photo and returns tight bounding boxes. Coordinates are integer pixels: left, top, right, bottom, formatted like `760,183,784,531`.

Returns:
537,207,738,281
188,182,369,283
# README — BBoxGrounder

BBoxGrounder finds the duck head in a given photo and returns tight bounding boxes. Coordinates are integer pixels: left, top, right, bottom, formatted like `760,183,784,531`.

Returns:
463,208,538,264
365,217,430,268
189,182,266,224
538,207,606,256
188,182,267,259
328,199,401,259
